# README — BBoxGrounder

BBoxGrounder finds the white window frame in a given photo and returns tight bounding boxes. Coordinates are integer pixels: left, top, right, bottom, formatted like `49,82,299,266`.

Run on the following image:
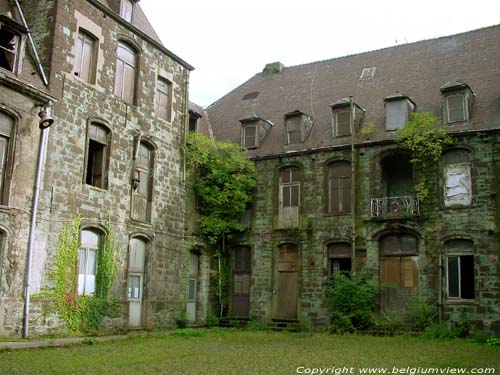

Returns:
127,273,143,300
78,230,100,296
279,168,300,208
446,253,474,300
120,0,134,22
359,67,376,80
446,93,467,123
242,124,258,148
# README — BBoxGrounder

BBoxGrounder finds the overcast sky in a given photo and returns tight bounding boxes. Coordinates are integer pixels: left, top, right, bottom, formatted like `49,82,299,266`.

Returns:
140,0,500,108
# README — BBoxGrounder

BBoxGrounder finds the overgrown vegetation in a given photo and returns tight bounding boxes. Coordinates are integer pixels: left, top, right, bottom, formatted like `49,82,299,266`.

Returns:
397,112,452,200
43,216,119,335
187,133,256,317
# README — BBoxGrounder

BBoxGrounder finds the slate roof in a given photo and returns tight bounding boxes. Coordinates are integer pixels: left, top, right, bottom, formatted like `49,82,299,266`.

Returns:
206,24,500,158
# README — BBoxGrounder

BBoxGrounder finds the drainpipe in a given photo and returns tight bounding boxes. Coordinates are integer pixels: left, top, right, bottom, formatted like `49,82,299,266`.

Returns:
182,68,190,185
14,0,49,86
438,249,443,323
23,104,54,338
350,97,356,274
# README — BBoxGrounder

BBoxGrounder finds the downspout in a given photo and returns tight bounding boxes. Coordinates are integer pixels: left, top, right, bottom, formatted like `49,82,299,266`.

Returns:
23,115,51,338
438,249,443,323
182,68,190,185
13,0,49,86
350,97,356,274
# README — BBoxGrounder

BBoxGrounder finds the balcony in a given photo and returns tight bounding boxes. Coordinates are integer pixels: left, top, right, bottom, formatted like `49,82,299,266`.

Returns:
370,196,419,218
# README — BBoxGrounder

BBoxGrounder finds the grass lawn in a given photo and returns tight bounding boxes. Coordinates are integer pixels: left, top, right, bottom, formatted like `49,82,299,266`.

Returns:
0,329,498,375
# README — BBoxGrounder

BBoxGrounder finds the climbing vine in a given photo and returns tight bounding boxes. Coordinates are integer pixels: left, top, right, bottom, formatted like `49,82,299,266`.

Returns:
396,112,452,200
47,216,119,335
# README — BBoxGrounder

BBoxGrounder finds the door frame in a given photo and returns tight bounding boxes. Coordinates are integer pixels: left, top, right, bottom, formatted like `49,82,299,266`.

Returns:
272,242,300,320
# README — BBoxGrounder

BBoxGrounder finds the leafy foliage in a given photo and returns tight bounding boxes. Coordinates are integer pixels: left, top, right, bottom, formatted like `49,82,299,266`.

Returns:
397,112,452,200
187,132,256,246
326,272,378,333
95,217,118,299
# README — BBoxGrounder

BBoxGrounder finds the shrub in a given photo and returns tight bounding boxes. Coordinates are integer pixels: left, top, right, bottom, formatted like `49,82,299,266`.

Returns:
404,298,438,331
421,323,457,339
206,314,220,327
453,309,473,338
326,272,378,333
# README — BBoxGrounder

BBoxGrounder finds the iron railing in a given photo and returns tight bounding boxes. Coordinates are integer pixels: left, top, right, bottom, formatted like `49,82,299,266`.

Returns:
370,196,419,218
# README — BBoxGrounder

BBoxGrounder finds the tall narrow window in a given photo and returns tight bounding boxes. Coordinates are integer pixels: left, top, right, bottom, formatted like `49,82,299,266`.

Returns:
445,240,475,300
278,167,300,228
131,142,154,222
0,112,13,204
85,123,110,189
334,110,351,137
0,26,19,72
114,42,137,104
74,30,96,83
242,124,257,148
328,161,351,213
120,0,134,22
231,246,251,317
285,115,302,145
155,78,171,121
78,229,100,295
446,93,466,123
443,149,471,207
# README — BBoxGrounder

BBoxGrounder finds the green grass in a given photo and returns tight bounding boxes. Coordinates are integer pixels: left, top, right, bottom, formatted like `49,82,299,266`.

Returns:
0,329,498,374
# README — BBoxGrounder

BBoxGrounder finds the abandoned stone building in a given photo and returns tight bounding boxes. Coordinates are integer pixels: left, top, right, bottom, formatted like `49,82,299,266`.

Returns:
203,25,500,332
0,0,196,336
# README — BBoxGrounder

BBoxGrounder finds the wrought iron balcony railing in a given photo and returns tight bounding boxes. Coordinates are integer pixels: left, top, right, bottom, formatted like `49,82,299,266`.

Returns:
370,196,420,218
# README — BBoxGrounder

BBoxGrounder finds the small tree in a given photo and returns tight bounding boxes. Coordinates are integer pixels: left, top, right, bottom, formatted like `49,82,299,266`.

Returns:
187,133,256,317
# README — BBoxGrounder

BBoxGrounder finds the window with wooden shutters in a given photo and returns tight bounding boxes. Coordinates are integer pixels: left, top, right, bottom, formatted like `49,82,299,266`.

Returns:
379,234,418,288
0,112,12,204
114,42,137,104
74,30,96,83
285,115,302,145
155,77,171,121
0,26,19,72
445,239,474,300
334,110,351,137
85,123,110,189
242,124,257,148
78,229,100,296
443,149,471,207
132,142,154,222
328,161,351,213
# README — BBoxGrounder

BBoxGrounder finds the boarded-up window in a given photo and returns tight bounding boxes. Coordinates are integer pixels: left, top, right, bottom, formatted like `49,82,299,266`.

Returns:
0,26,19,72
243,124,257,148
335,110,351,136
446,93,466,123
155,77,171,121
78,229,100,296
74,30,96,83
131,142,154,222
443,149,471,207
0,112,12,204
328,161,351,213
86,123,110,189
385,99,414,131
379,234,418,288
114,42,137,104
286,115,302,145
445,240,474,299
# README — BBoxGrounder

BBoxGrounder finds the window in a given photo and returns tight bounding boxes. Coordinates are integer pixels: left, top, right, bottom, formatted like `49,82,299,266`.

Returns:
0,112,13,204
285,115,302,145
120,0,134,22
74,30,96,83
443,149,471,207
379,233,418,289
242,124,257,148
0,26,19,72
231,246,251,317
384,94,415,131
131,142,154,222
114,42,137,104
440,81,473,124
445,240,474,299
327,243,351,276
334,110,351,137
359,67,376,80
78,229,100,295
155,78,171,121
446,93,466,123
278,167,300,229
188,253,199,302
85,123,110,189
127,237,146,300
328,161,351,213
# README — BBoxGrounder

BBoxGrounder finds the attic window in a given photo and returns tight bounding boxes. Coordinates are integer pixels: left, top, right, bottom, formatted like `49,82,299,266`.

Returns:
359,67,376,80
440,81,473,124
242,92,259,101
120,0,134,22
384,94,415,131
284,111,313,145
0,26,19,72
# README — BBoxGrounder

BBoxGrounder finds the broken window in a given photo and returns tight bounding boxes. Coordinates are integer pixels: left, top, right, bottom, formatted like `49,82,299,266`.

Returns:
443,149,471,207
242,124,257,148
381,154,413,197
114,42,137,104
78,229,100,295
131,141,154,222
0,26,19,72
0,112,13,204
445,239,475,299
120,0,134,22
384,94,415,131
327,243,352,276
155,77,171,121
85,123,110,189
328,161,351,213
285,115,302,145
74,30,96,83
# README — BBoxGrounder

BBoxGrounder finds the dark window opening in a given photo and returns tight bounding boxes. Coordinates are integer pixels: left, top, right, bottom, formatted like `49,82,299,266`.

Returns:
0,27,18,71
447,255,474,299
242,91,259,100
381,154,413,197
189,117,198,132
86,139,105,187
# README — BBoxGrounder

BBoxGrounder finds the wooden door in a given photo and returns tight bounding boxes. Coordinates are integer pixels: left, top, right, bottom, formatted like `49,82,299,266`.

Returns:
128,238,146,328
273,244,299,320
231,246,251,317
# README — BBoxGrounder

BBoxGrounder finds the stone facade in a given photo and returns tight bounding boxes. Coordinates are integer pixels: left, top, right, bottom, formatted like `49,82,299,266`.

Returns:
0,0,196,336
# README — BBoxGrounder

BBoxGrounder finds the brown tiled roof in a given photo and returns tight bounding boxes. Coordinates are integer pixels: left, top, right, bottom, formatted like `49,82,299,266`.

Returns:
206,24,500,158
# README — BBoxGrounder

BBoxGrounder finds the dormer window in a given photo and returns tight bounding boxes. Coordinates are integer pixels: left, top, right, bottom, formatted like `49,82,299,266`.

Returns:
330,98,364,137
0,15,26,73
239,114,272,149
440,81,473,124
284,110,313,145
384,93,415,131
120,0,134,22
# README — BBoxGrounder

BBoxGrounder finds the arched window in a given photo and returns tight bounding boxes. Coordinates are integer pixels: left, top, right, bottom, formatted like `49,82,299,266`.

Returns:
114,42,137,104
131,141,154,222
78,229,101,295
328,161,351,213
443,149,471,207
85,122,110,189
0,111,13,204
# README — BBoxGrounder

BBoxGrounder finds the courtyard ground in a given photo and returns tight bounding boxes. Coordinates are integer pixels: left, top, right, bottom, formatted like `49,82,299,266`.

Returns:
0,328,498,374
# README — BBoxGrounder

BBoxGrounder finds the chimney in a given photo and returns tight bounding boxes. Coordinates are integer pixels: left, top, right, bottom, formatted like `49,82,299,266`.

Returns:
262,62,285,75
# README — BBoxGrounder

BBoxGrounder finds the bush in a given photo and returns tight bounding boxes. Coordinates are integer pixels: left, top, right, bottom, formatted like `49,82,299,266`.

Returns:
326,272,378,333
405,298,438,331
421,323,457,339
206,314,220,327
453,309,473,338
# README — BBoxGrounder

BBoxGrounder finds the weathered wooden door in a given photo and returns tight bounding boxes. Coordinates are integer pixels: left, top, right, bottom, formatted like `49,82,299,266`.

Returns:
273,244,299,320
186,252,199,322
128,237,146,328
231,246,251,317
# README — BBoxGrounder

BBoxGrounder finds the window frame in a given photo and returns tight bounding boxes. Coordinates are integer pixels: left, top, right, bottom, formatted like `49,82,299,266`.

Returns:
443,149,472,207
131,140,155,222
74,29,97,84
114,41,138,104
445,240,475,300
333,109,351,137
285,115,302,145
279,167,300,209
0,111,14,205
84,122,111,190
78,229,101,296
242,123,258,149
379,233,419,289
446,93,467,123
155,77,172,121
120,0,134,22
0,21,23,74
327,161,352,214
